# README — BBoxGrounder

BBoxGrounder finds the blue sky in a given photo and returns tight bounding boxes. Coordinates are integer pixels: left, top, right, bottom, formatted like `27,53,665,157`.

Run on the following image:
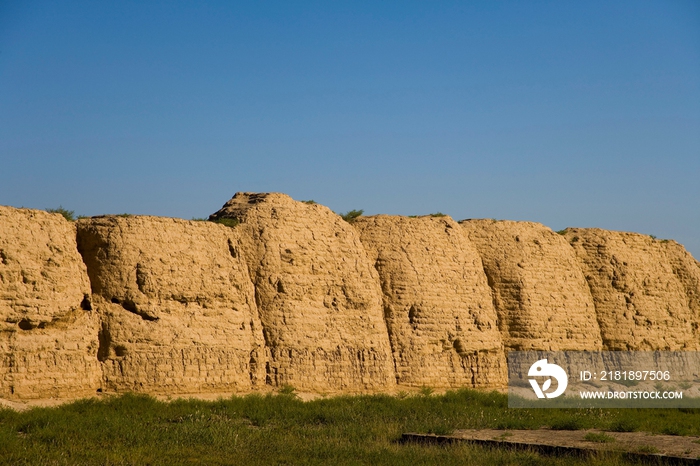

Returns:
1,1,699,256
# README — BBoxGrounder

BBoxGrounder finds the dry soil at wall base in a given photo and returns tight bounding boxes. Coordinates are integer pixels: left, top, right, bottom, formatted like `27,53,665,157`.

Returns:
460,219,602,352
0,206,101,399
563,228,699,351
353,215,507,388
209,193,396,392
76,215,266,394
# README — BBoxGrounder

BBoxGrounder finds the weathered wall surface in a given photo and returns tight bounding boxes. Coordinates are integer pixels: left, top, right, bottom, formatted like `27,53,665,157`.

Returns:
564,228,698,350
663,241,700,345
2,197,700,401
461,220,602,351
353,215,506,388
76,216,266,394
0,207,101,399
210,193,395,392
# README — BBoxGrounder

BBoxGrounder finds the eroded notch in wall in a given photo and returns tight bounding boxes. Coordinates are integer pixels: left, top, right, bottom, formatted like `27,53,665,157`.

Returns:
110,297,158,321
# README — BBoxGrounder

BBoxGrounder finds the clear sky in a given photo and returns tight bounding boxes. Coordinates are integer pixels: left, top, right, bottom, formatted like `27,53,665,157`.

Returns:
1,1,699,257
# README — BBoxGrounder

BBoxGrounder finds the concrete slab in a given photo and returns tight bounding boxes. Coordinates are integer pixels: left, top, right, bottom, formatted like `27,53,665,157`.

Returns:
403,428,700,464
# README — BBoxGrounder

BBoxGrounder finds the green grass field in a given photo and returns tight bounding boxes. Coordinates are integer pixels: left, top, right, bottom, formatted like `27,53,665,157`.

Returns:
1,388,698,465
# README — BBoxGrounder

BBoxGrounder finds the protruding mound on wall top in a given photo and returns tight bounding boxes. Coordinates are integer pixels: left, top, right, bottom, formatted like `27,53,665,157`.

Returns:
210,193,396,392
353,215,507,388
208,192,277,223
460,219,602,351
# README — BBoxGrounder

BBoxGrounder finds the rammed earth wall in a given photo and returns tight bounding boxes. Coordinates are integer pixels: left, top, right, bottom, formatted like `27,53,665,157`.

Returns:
0,207,101,398
76,216,266,394
1,194,699,400
460,219,602,352
209,193,396,392
353,214,506,388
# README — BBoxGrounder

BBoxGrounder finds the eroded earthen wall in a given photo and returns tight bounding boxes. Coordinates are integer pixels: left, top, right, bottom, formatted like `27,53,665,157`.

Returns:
3,198,700,401
564,228,698,350
0,207,101,398
662,240,700,345
354,215,506,388
210,193,395,391
461,220,602,351
76,216,265,394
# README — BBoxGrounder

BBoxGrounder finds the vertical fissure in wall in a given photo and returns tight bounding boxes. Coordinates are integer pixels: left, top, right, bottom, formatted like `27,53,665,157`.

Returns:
74,224,110,391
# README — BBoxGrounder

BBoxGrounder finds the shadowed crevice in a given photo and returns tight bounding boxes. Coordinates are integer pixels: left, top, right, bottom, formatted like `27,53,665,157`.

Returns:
97,322,111,362
110,297,158,321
